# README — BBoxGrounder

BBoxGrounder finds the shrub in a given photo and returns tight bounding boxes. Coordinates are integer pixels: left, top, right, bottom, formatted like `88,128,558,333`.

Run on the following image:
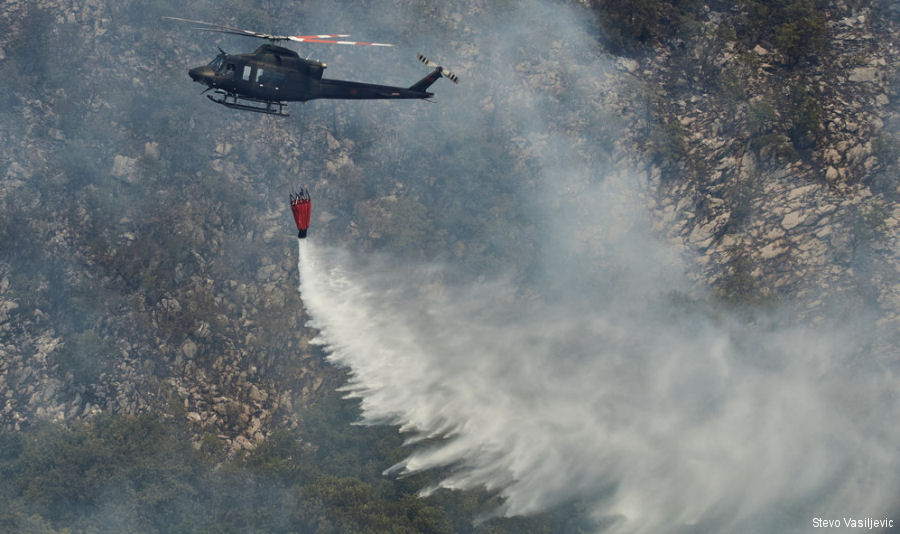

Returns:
786,82,824,152
589,0,703,53
738,0,827,65
747,100,778,136
718,251,775,307
51,331,118,386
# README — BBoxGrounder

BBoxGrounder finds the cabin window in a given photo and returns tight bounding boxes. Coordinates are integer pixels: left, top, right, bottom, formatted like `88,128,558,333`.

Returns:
256,68,265,84
208,55,224,72
242,65,252,81
226,64,235,80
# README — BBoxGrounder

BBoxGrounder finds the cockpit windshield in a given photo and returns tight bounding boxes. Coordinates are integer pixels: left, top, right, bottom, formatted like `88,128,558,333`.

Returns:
208,55,225,73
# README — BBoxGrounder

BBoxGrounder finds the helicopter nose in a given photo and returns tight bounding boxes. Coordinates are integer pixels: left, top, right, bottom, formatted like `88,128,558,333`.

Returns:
189,66,215,84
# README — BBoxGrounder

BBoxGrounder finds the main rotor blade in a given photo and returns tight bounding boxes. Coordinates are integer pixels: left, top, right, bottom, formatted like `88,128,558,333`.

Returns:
288,36,393,46
164,16,290,41
164,16,253,34
195,28,285,40
164,16,392,46
291,34,351,39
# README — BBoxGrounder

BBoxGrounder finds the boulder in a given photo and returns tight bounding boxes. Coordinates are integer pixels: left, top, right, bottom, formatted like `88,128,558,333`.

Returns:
111,155,138,183
848,67,878,83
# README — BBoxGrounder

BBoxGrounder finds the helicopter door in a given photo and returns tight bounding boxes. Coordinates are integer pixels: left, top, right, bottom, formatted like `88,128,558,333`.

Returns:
253,67,279,100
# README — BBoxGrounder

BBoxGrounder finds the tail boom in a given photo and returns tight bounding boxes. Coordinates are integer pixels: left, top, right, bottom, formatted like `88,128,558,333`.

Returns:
408,68,444,92
317,79,433,100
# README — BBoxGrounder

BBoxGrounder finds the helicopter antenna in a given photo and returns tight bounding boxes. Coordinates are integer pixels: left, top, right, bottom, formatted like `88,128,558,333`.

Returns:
162,16,394,46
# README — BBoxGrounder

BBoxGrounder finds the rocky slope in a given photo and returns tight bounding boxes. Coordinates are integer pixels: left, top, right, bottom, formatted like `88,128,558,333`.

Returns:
0,0,897,452
613,1,900,350
0,0,340,450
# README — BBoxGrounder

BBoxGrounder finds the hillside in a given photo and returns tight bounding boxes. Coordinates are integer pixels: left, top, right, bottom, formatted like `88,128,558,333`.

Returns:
0,0,897,531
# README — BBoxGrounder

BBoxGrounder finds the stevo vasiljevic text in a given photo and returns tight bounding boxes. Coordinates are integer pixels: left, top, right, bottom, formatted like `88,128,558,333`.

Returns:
812,517,894,529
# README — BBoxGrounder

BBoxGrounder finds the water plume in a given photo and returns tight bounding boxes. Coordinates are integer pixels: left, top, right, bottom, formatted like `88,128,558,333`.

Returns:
291,1,899,531
296,209,900,533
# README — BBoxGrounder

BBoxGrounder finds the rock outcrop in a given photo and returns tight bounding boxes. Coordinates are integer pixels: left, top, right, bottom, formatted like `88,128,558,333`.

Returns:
0,0,897,451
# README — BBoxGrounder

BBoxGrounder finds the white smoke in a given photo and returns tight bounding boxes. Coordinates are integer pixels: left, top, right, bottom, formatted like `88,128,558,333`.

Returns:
297,201,900,534
290,0,899,531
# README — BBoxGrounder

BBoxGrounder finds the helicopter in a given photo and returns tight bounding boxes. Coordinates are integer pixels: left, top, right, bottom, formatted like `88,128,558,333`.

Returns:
164,17,459,116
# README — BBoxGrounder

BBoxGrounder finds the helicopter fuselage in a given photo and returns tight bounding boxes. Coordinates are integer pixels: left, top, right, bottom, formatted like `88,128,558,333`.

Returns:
188,44,438,114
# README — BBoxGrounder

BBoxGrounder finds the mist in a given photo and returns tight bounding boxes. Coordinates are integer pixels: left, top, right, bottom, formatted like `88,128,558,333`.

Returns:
297,159,899,534
2,0,897,530
289,1,900,532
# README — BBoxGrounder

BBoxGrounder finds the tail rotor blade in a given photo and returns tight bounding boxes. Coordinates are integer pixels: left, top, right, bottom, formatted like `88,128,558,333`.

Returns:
417,53,460,84
417,53,438,68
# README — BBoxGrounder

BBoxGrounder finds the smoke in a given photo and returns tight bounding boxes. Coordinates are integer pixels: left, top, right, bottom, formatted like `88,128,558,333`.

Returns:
286,1,900,532
4,0,896,529
297,209,899,534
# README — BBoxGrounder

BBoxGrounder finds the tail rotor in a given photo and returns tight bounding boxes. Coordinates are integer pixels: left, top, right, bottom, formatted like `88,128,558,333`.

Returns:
417,53,459,84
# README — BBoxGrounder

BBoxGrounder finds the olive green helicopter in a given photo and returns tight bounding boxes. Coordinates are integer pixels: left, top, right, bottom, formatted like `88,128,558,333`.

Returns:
165,17,459,116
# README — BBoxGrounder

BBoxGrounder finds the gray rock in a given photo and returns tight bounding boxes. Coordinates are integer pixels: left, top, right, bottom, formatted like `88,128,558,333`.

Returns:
110,155,138,183
143,141,159,159
848,67,878,82
181,339,198,360
248,385,267,404
781,211,807,230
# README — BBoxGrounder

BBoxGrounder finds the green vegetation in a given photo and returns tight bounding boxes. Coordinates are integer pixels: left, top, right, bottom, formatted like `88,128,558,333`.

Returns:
718,60,752,108
588,0,703,53
735,78,823,162
647,116,691,180
722,170,760,233
784,81,824,153
736,0,827,65
717,251,776,308
51,332,118,386
0,395,594,533
870,131,900,197
587,0,830,175
845,201,888,266
2,1,887,532
745,100,797,162
587,0,826,64
747,101,778,137
872,131,900,167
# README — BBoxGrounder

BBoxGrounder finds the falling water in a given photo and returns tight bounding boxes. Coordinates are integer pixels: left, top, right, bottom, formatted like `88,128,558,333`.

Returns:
296,234,900,533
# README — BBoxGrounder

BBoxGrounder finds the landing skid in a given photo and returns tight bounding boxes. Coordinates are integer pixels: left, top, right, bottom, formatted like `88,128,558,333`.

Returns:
207,91,289,117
